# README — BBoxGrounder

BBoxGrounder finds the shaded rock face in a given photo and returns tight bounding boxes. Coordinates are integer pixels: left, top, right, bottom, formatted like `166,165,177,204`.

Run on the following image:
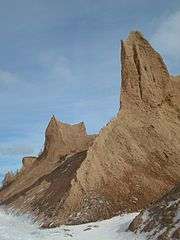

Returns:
0,31,180,227
129,184,180,240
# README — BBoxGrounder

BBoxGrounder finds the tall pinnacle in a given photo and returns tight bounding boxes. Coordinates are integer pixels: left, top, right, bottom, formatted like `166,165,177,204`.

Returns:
120,31,173,109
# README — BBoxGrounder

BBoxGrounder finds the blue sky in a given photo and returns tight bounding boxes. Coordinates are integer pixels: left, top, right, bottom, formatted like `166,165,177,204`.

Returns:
0,0,180,181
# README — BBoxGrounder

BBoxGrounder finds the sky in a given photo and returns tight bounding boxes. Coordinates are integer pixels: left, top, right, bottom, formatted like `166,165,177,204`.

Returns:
0,0,180,181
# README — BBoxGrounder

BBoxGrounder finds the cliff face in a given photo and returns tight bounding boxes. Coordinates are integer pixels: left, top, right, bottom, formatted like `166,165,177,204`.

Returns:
129,184,180,240
0,118,96,226
0,32,180,227
51,32,180,225
120,32,174,109
42,116,95,161
172,76,180,107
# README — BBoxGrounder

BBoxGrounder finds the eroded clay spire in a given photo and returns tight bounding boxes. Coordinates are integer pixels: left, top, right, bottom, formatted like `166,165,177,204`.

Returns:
120,31,173,109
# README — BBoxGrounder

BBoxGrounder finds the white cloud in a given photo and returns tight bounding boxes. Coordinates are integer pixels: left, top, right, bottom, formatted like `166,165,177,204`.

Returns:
152,10,180,60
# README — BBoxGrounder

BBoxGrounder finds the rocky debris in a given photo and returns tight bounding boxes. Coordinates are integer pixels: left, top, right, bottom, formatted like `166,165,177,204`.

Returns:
66,195,113,225
0,31,180,227
129,183,180,240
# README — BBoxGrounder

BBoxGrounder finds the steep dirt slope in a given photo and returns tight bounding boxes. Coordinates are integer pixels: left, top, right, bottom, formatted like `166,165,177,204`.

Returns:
0,117,96,226
48,31,180,225
129,183,180,239
0,32,180,227
172,76,180,107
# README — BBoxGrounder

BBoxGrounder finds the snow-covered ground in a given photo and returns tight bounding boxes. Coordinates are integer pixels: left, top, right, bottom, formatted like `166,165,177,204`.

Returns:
0,208,145,240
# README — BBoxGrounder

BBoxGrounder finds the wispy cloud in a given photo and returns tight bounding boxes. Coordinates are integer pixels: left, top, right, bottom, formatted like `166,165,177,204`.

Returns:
0,145,34,156
152,10,180,61
0,69,18,88
39,51,73,84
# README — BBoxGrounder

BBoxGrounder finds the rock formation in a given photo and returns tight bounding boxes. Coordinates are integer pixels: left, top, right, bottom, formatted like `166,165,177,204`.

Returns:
0,117,96,226
129,183,180,239
42,116,96,159
22,157,37,171
50,31,179,225
0,31,180,227
2,172,16,187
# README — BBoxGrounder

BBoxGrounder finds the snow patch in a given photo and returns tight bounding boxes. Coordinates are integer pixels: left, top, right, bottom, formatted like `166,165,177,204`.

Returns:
0,208,146,240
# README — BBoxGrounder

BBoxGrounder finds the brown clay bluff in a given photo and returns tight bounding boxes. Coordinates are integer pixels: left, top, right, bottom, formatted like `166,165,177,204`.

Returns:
0,31,180,227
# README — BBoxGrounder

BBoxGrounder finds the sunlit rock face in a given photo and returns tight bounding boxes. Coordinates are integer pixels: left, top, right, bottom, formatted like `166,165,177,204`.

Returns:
0,32,180,227
43,116,96,160
22,157,37,170
172,75,180,107
53,31,180,225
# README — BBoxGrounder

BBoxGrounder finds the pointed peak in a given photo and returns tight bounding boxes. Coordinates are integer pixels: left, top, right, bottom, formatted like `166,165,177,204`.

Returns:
123,31,149,47
49,115,60,124
127,31,144,41
51,114,58,121
46,115,60,132
76,121,85,127
76,121,87,134
120,31,173,109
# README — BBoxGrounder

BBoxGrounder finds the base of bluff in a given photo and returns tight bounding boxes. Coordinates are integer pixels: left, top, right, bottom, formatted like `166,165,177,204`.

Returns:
129,183,180,240
0,31,180,227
